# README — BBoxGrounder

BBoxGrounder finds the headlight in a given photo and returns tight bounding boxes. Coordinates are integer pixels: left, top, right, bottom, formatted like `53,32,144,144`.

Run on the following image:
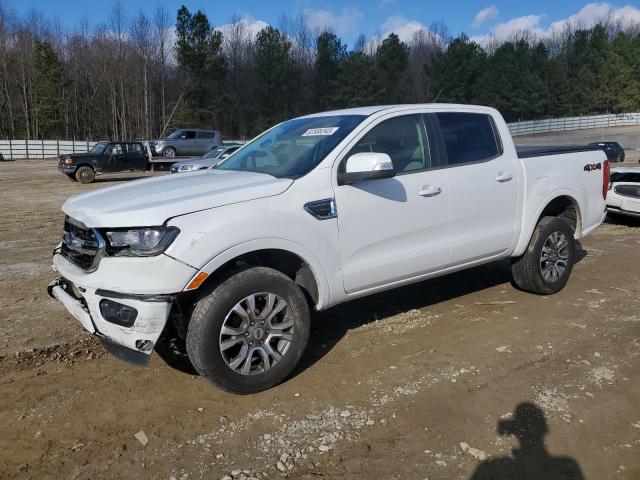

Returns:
104,226,179,257
180,164,195,171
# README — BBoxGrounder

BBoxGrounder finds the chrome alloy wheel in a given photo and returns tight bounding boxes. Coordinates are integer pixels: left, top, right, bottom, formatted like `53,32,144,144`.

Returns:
219,292,293,375
540,231,569,282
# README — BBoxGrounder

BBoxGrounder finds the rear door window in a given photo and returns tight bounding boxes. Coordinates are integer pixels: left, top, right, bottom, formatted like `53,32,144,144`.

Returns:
196,131,214,139
126,143,142,153
436,113,502,166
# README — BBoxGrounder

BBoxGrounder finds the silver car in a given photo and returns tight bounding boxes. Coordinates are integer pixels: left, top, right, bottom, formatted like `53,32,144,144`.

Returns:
169,145,242,173
150,128,222,157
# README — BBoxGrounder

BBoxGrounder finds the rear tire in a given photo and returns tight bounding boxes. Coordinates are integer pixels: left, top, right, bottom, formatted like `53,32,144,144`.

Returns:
186,266,310,394
75,166,95,184
511,216,576,295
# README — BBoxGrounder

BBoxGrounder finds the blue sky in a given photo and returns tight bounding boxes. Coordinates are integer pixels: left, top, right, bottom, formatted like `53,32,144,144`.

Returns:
7,1,640,46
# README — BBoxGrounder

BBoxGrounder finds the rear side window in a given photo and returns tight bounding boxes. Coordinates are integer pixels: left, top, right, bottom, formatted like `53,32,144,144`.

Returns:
196,131,214,139
436,113,501,166
126,143,142,153
347,115,431,173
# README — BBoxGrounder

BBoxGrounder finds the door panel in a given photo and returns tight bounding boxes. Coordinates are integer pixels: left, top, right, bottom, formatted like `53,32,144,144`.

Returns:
334,114,451,294
336,171,450,293
125,144,147,170
180,131,198,155
434,112,518,264
105,143,125,172
445,160,518,263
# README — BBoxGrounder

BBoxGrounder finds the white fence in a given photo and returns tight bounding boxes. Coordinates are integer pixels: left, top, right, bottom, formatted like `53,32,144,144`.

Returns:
0,138,250,160
1,114,639,159
508,112,640,136
0,139,97,160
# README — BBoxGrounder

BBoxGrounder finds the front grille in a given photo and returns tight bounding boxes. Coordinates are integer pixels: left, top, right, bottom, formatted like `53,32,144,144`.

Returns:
614,185,640,199
60,216,105,271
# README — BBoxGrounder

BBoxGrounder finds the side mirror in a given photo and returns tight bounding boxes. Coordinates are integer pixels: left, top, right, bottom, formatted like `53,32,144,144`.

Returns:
338,152,395,186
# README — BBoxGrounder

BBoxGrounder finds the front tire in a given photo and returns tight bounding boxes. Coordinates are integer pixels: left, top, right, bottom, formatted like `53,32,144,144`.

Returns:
75,166,95,184
186,267,310,394
163,147,176,157
511,216,576,295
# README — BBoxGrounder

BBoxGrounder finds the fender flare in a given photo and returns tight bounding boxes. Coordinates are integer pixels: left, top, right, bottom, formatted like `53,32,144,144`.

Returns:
512,189,583,257
183,238,332,309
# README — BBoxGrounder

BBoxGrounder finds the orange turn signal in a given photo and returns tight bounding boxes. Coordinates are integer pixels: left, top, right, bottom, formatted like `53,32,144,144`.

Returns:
186,271,208,290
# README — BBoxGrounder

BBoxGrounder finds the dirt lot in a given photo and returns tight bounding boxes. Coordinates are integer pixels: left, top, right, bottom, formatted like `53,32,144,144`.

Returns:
1,130,640,479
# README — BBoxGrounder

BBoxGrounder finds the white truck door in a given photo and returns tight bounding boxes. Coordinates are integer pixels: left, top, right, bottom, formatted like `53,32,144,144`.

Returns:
334,114,451,294
434,112,518,264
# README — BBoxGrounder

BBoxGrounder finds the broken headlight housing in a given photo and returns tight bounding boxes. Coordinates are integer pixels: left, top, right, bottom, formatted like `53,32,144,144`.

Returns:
104,226,179,257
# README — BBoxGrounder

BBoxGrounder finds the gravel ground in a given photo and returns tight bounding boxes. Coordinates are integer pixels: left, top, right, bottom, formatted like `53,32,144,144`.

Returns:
1,127,639,479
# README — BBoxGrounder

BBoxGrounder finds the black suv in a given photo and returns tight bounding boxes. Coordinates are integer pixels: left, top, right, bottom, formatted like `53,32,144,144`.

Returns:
588,142,625,162
58,142,148,184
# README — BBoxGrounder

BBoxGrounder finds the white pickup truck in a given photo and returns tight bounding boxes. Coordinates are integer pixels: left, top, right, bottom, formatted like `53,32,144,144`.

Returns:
49,104,609,393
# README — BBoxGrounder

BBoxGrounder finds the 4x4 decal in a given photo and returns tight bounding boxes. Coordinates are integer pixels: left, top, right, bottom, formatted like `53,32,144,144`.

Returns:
584,162,602,172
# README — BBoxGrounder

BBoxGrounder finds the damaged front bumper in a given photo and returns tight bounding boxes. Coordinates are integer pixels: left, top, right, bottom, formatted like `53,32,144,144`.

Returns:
48,277,174,366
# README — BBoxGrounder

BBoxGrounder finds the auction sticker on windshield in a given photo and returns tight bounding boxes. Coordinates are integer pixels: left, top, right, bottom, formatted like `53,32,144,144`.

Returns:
302,127,339,136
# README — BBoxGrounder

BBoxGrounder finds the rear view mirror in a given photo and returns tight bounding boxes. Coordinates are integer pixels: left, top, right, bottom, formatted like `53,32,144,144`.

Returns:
338,152,395,185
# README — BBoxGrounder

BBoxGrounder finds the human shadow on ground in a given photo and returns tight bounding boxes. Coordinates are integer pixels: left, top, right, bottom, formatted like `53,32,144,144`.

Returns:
470,402,585,480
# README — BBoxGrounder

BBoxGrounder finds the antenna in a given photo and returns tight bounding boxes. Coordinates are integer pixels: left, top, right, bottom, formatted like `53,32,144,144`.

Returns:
432,89,444,103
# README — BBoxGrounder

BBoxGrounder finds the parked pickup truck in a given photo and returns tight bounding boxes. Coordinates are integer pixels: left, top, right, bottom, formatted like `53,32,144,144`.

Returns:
48,104,609,394
58,141,148,184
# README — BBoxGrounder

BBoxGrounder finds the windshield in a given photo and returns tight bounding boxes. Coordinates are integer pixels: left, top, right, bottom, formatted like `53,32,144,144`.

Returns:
203,146,226,159
215,115,365,178
90,142,107,154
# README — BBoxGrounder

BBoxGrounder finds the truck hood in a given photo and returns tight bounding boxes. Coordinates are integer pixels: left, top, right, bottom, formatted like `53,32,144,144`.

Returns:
60,152,95,162
62,169,293,228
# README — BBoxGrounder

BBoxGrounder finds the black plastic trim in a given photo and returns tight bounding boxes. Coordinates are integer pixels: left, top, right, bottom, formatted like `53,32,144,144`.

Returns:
95,289,175,303
337,168,395,186
516,145,601,159
98,335,150,367
303,198,338,220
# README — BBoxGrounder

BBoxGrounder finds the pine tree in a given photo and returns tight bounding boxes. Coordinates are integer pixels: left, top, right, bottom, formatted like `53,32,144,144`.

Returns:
34,40,65,138
376,33,410,104
254,26,299,131
427,35,486,103
335,51,382,107
312,32,346,110
174,5,226,128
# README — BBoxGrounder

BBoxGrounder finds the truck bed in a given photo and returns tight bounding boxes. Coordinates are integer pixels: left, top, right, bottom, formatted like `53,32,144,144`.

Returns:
516,145,601,159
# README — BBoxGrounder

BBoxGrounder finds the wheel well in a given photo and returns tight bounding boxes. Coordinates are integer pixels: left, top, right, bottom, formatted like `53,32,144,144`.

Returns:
538,196,580,234
205,249,320,307
76,163,95,171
